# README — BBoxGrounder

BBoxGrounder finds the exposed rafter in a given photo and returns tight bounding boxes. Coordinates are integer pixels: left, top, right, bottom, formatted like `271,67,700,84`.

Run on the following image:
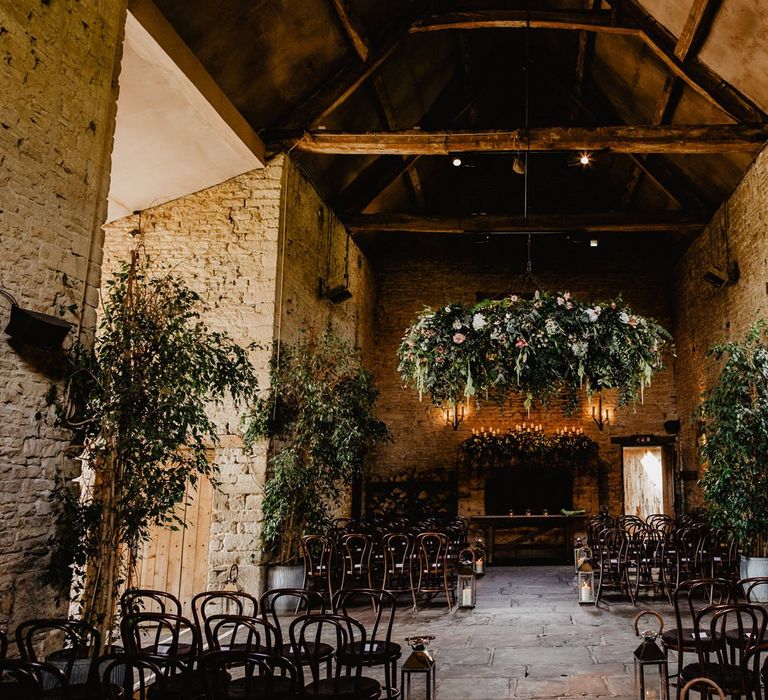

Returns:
343,212,706,234
274,124,768,155
128,0,266,165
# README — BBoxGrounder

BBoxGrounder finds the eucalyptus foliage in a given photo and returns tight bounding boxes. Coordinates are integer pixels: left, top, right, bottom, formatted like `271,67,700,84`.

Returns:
245,332,389,563
49,251,259,636
700,322,768,557
397,291,671,413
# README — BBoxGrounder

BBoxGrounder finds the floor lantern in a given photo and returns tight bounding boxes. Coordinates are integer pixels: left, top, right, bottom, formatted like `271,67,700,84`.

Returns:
575,546,595,604
633,611,669,700
402,636,436,700
457,549,477,609
574,536,585,573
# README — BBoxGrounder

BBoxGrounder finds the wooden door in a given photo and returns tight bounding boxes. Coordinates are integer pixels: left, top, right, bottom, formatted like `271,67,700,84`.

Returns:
622,446,669,519
133,477,213,616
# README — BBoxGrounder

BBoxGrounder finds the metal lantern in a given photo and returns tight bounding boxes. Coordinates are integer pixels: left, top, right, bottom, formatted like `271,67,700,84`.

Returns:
402,636,436,700
457,549,477,609
470,529,487,575
576,546,595,604
633,611,669,700
574,536,585,573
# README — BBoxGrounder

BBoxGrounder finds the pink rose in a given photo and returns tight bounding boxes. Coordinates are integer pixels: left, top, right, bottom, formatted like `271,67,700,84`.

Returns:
628,316,638,327
515,338,528,348
453,333,466,344
436,345,444,353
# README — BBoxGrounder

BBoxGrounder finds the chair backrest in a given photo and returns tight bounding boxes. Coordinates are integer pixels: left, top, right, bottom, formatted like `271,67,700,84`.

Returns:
693,603,768,670
382,532,413,575
15,618,100,683
259,588,324,646
200,649,298,700
204,614,279,653
646,513,674,529
120,588,183,617
597,528,630,566
0,659,66,699
738,577,768,603
301,535,334,576
191,590,258,639
672,578,732,636
331,588,396,652
340,533,374,573
288,613,367,689
97,652,186,700
120,611,201,662
415,532,449,572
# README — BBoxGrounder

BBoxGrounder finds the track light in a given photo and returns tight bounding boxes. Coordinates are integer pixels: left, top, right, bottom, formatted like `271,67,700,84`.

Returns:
452,156,462,167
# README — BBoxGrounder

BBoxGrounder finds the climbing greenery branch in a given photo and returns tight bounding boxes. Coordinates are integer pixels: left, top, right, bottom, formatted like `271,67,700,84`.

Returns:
700,321,768,557
397,291,671,413
244,332,389,564
46,250,259,644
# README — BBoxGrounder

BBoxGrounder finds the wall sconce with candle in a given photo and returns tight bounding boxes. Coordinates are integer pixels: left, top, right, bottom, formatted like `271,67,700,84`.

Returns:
444,401,465,430
592,393,610,431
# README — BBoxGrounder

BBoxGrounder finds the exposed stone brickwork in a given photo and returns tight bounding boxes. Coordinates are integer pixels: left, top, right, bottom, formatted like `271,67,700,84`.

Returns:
0,0,126,629
675,146,768,508
102,155,375,594
368,247,679,519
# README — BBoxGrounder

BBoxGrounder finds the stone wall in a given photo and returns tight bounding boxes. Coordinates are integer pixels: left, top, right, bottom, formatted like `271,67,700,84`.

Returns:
0,0,126,628
675,146,768,508
368,241,679,519
102,155,375,594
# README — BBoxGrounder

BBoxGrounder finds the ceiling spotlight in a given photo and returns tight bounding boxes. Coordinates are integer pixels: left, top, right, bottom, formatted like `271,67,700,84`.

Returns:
579,152,592,166
452,156,462,167
590,239,599,248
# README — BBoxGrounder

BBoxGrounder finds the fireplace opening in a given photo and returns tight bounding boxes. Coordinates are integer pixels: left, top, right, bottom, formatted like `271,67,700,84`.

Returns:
484,465,573,515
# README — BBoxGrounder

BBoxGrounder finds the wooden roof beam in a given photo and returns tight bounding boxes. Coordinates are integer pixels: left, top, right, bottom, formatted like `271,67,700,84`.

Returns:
276,124,768,155
343,212,706,234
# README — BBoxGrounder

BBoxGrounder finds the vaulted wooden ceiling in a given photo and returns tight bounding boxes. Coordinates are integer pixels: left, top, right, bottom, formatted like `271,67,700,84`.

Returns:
147,0,768,257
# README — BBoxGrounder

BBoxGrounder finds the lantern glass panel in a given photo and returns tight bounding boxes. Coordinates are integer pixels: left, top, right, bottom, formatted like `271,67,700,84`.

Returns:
458,573,476,608
577,570,595,604
634,657,668,700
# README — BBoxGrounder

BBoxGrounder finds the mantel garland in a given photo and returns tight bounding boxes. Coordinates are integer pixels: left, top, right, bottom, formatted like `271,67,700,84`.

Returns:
459,425,596,471
397,291,671,412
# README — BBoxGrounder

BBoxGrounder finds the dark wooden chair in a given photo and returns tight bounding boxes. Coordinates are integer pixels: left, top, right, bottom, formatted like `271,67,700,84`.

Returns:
595,528,633,605
120,587,183,616
332,588,401,699
96,652,185,700
15,618,101,699
191,590,259,640
0,658,67,700
662,578,733,699
414,532,453,611
259,588,333,674
301,534,335,602
200,649,299,700
738,577,768,603
339,533,374,592
381,532,417,608
680,603,767,699
288,613,381,699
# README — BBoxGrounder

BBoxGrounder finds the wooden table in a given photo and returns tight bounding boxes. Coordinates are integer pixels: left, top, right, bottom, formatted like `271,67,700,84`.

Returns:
469,514,586,564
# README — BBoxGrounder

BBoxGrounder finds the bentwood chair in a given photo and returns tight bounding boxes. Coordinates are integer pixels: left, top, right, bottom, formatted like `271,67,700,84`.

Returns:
595,528,633,605
96,653,183,700
381,532,417,608
414,532,453,611
332,589,401,699
15,618,101,699
680,603,767,699
0,659,67,700
662,578,732,699
200,650,299,700
339,533,375,592
288,613,382,699
301,534,335,602
191,590,259,643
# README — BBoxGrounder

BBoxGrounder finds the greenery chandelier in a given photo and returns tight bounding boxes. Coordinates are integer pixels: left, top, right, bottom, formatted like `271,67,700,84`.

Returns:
397,291,671,414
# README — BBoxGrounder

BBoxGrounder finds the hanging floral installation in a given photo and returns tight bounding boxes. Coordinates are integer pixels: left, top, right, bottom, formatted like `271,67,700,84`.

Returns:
459,424,595,471
397,291,671,413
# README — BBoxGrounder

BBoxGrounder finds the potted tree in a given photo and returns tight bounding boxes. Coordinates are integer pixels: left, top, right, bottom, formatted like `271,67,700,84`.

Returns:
46,250,259,645
245,332,389,591
700,322,768,597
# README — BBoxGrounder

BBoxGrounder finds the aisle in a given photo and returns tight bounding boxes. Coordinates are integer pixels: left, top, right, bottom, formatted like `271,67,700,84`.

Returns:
389,565,674,700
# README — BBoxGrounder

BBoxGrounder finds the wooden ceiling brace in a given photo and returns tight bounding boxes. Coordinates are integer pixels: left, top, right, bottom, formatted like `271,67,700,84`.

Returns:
343,211,706,234
274,124,768,155
328,0,426,209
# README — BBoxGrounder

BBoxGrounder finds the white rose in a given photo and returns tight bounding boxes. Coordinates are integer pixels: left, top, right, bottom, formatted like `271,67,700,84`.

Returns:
472,313,487,330
619,312,630,324
586,308,599,323
453,319,463,330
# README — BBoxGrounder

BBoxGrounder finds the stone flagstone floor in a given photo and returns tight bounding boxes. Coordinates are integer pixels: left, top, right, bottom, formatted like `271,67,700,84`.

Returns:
371,565,676,699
